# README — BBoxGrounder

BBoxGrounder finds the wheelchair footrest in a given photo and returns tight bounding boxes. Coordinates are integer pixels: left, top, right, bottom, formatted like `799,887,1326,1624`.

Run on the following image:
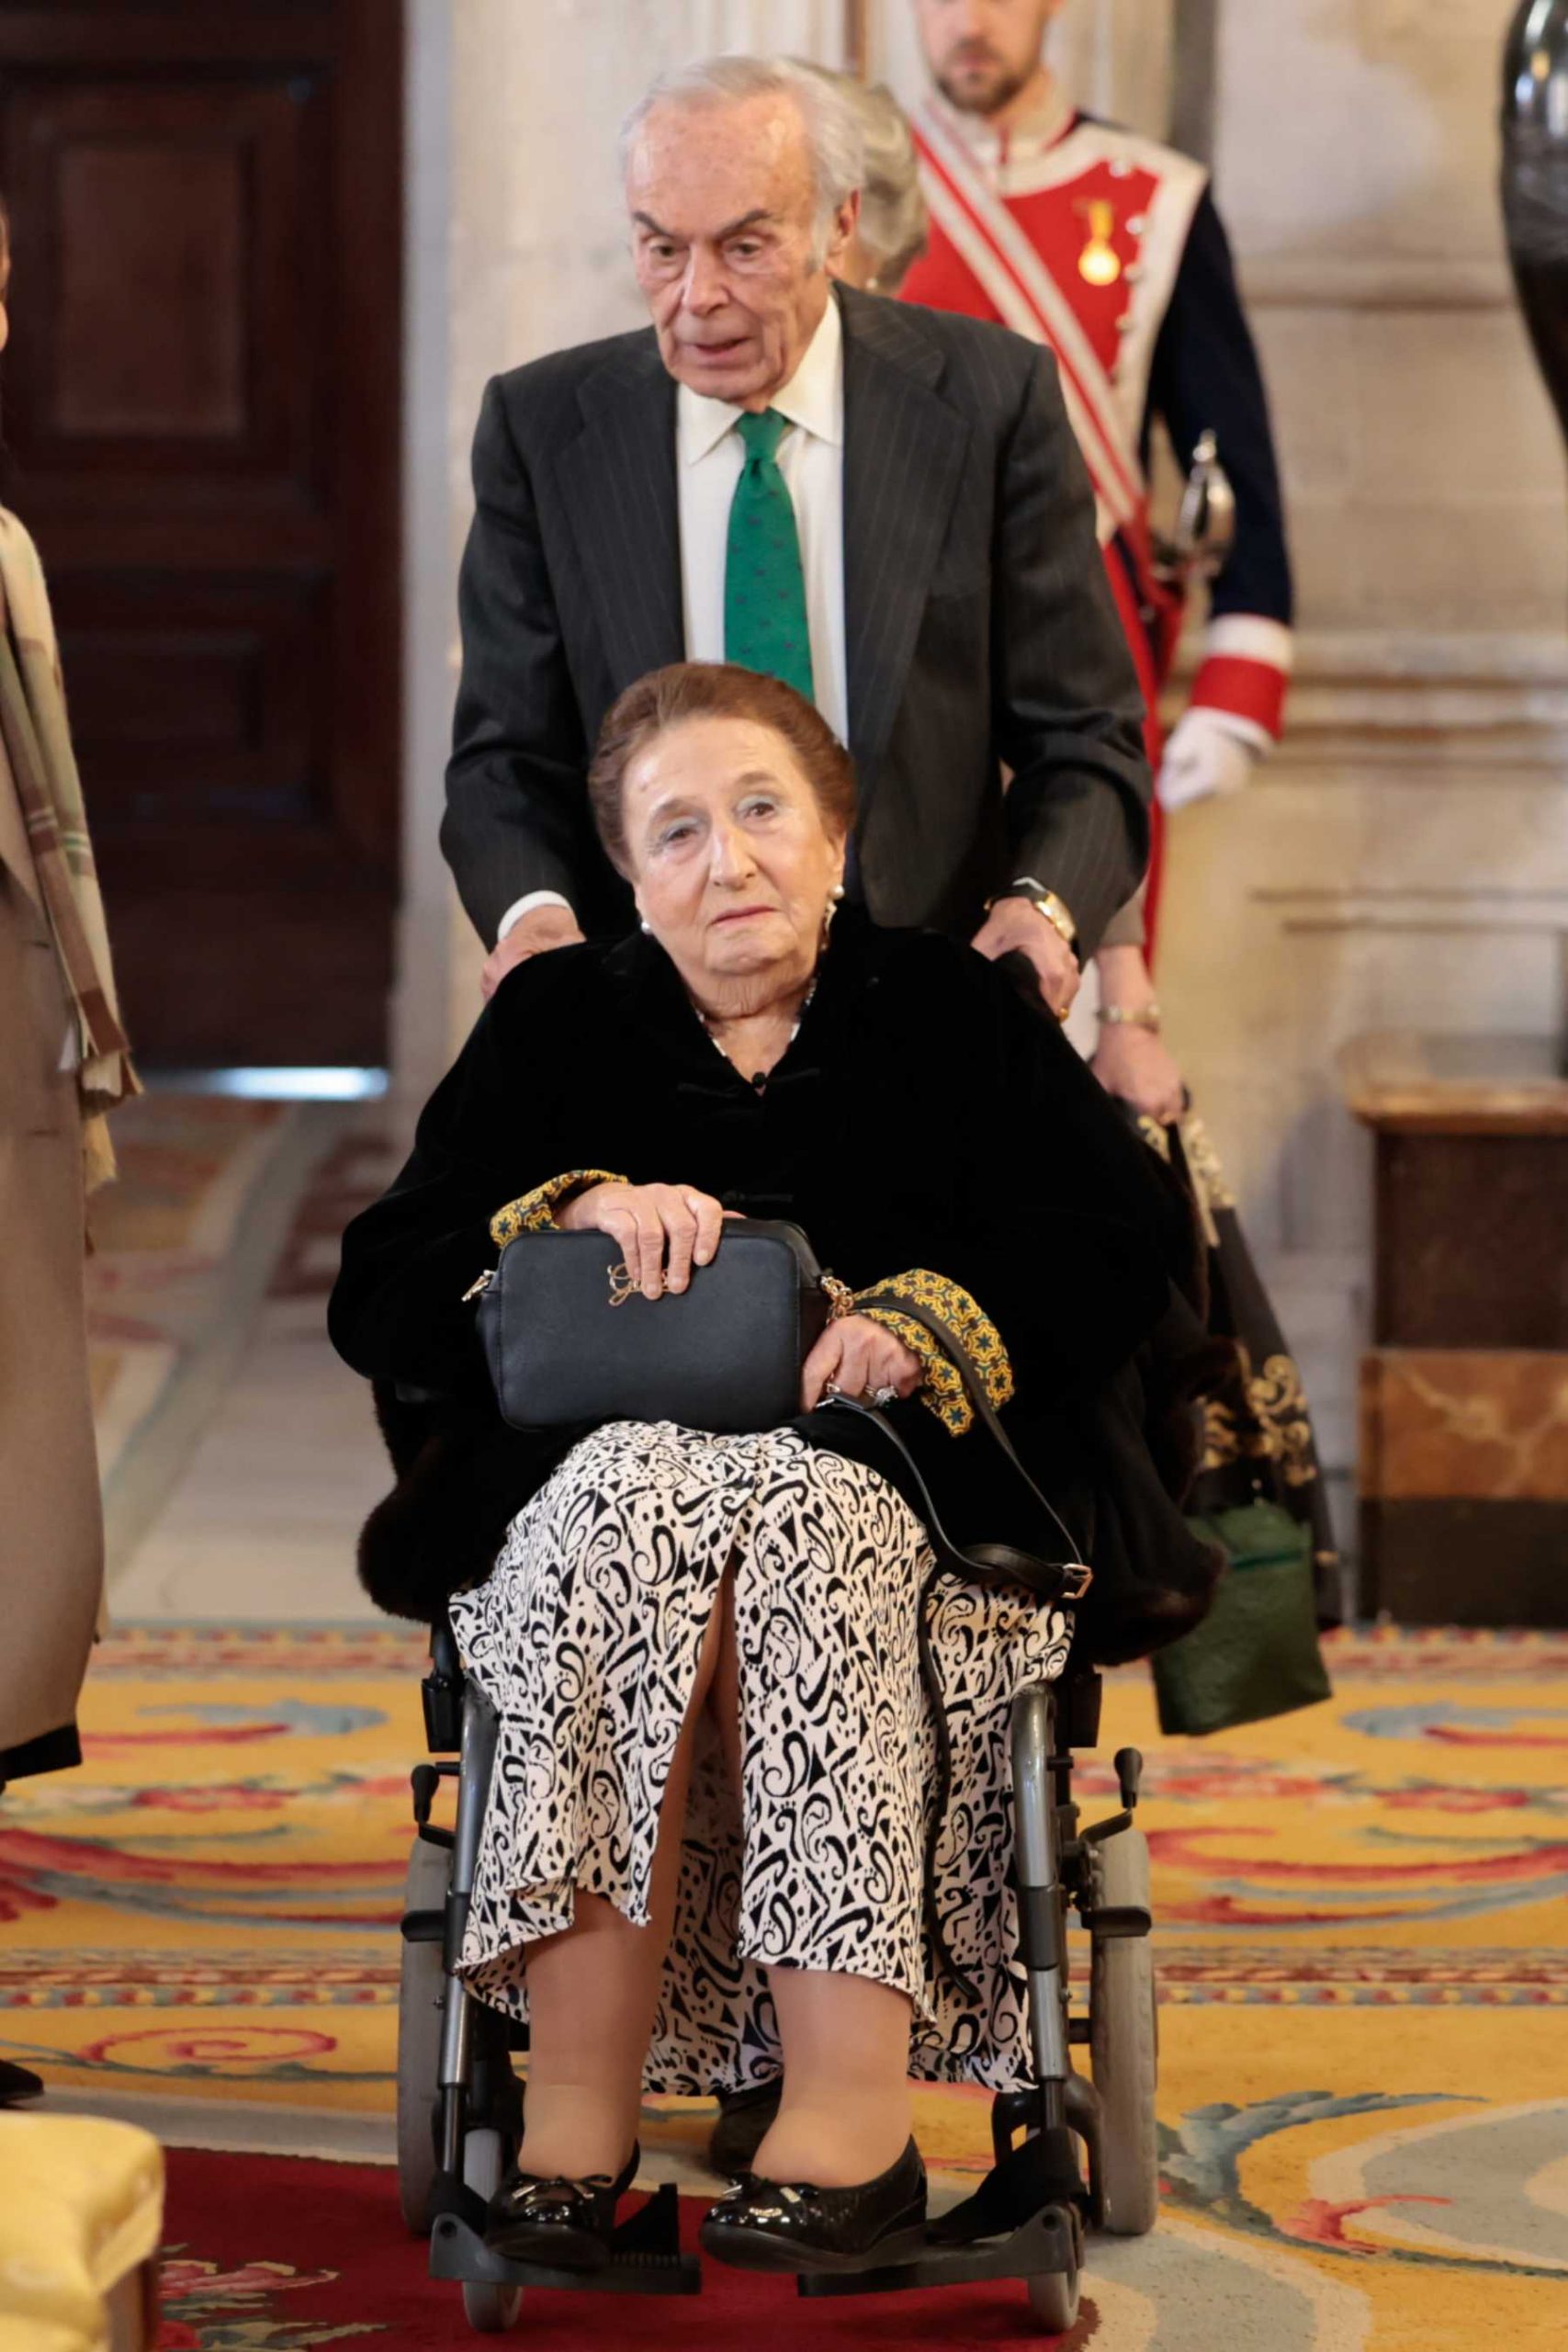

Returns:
797,2201,1078,2299
430,2184,701,2297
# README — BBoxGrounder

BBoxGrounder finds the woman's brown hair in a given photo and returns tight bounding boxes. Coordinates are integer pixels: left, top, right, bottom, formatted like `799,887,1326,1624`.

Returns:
587,662,857,876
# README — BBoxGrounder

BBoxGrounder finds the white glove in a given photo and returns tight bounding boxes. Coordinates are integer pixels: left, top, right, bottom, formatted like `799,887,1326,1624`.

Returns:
1156,706,1261,812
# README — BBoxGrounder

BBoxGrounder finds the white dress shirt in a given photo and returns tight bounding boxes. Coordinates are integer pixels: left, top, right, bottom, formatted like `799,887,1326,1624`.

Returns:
498,296,849,941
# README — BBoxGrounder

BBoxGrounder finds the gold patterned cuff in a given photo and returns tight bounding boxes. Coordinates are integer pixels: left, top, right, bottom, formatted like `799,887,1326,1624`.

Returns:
856,1269,1014,1438
490,1170,627,1247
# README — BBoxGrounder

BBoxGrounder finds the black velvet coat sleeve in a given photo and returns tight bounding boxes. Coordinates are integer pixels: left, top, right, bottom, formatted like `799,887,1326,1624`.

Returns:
327,947,596,1400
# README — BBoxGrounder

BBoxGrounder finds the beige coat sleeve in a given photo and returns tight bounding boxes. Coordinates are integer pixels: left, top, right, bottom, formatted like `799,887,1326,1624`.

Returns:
1096,879,1148,953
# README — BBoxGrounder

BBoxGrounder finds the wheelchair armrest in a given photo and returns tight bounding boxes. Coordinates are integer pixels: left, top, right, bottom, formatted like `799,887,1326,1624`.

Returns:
430,1614,462,1682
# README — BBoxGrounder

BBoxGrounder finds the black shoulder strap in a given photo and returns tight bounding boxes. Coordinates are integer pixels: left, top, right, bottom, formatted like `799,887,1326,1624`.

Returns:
829,1290,1091,1605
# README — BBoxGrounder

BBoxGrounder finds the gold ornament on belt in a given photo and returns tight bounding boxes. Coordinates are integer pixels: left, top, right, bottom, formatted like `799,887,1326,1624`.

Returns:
1076,198,1122,287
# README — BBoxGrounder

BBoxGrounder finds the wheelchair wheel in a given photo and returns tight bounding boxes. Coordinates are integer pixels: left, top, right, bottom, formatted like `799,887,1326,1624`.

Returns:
1026,2259,1080,2333
461,2128,523,2333
1089,1824,1159,2235
396,1834,449,2233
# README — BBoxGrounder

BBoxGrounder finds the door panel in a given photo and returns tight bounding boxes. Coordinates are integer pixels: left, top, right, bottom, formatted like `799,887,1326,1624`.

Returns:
0,0,400,1064
56,141,248,439
51,572,329,825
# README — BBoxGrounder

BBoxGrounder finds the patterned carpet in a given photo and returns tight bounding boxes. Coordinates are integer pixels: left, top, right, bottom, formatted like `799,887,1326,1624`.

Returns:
2,1623,1563,2346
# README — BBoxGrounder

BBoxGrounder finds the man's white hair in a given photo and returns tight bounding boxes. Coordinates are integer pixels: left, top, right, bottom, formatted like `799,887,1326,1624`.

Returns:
619,54,865,253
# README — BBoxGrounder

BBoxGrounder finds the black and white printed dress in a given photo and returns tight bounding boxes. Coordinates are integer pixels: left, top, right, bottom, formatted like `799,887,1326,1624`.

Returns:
450,1418,1072,2095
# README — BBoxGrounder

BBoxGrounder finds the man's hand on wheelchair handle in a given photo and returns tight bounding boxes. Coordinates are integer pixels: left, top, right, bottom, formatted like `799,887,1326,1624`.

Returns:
970,895,1080,1018
481,903,586,1001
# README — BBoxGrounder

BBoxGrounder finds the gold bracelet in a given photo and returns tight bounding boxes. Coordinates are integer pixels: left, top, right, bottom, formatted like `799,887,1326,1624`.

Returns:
1099,1002,1163,1033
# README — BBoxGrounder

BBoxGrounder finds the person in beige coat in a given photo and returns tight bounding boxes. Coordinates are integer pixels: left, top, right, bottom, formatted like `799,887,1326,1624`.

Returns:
0,195,137,1800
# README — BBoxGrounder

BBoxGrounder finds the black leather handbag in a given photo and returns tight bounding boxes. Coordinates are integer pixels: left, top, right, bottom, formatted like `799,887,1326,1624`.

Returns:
471,1219,837,1435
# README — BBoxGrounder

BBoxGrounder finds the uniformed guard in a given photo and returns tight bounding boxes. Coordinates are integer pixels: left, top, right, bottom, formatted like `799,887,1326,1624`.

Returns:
901,0,1293,941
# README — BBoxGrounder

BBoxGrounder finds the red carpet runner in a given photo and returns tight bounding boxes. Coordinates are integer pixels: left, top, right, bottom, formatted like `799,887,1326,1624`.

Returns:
159,2147,1055,2347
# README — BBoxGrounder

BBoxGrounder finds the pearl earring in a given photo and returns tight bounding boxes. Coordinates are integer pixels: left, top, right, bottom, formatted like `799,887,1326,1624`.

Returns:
639,917,653,934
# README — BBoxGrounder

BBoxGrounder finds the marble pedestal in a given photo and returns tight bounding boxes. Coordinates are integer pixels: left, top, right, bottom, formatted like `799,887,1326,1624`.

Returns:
1344,1032,1568,1625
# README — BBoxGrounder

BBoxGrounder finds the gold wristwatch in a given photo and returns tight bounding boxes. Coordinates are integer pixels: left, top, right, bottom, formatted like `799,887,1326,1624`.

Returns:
988,877,1077,952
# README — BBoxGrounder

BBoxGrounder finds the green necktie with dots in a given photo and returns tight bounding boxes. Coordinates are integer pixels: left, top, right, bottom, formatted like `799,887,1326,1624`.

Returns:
723,408,816,703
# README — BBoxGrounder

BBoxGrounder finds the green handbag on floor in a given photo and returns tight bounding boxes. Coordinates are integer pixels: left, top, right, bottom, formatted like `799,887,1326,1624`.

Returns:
1153,1498,1332,1736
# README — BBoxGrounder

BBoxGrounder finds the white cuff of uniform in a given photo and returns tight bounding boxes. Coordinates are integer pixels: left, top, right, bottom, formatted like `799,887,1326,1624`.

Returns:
1207,615,1292,670
496,889,575,943
1190,615,1292,746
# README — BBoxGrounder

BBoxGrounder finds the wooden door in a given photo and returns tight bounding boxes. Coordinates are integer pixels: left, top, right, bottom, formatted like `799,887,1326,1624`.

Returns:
0,0,401,1065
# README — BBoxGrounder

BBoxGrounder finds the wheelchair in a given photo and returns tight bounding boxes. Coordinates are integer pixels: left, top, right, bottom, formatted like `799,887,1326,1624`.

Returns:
394,1611,1159,2335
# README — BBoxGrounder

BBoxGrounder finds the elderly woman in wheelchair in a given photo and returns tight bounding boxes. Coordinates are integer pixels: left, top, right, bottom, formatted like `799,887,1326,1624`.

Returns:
331,662,1215,2304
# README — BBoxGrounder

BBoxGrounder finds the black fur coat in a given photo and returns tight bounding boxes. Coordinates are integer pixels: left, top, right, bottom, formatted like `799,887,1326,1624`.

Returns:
330,914,1221,1662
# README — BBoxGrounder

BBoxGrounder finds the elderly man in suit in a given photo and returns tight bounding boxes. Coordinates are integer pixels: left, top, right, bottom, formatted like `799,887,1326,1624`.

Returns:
445,53,1151,1018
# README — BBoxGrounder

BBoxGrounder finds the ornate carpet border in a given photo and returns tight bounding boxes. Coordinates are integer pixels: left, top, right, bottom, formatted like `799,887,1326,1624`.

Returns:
87,1624,431,1677
6,1947,1563,2009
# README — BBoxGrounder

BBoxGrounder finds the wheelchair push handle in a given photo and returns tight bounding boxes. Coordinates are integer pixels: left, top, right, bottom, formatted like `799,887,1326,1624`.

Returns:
1115,1747,1144,1812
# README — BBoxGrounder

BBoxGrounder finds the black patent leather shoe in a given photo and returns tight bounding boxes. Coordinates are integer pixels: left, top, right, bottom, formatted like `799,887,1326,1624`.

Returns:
483,2142,639,2272
700,2137,928,2275
709,2078,783,2177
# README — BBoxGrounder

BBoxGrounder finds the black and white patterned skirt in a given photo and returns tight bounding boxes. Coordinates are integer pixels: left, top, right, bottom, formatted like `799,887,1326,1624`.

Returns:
450,1421,1071,2095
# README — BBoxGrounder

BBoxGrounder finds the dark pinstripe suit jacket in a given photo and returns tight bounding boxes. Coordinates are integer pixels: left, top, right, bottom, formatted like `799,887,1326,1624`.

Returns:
443,286,1151,956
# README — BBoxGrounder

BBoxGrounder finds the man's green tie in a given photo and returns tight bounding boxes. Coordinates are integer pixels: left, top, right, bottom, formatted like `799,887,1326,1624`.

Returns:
723,409,815,702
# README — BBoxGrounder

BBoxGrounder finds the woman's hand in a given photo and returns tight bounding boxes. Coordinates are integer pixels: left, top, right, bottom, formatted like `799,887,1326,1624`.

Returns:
801,1314,924,1412
1090,1024,1187,1125
556,1182,727,1299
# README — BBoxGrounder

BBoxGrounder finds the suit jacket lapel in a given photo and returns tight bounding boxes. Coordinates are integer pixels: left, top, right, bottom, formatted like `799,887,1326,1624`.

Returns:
558,336,684,692
840,288,970,800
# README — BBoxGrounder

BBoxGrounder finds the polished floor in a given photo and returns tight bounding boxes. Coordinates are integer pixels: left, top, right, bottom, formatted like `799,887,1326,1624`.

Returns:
108,1283,386,1623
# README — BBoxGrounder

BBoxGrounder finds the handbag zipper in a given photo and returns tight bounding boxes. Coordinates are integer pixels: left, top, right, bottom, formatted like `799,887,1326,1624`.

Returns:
461,1271,493,1301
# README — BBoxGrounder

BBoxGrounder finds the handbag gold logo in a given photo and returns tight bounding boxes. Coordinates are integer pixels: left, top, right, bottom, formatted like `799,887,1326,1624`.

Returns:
608,1261,666,1306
